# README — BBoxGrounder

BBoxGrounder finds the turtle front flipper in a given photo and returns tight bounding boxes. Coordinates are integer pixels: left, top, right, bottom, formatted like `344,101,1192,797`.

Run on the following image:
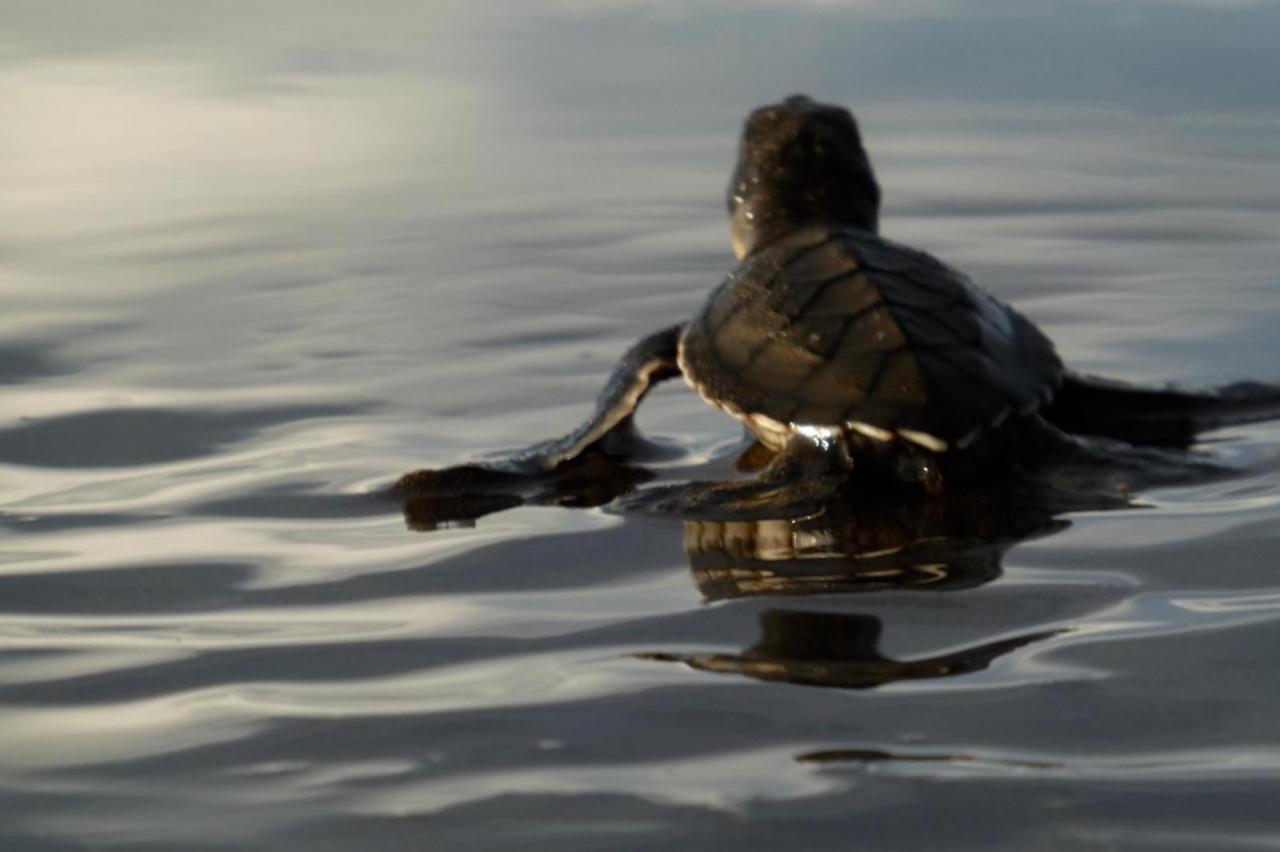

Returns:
496,323,685,473
1044,372,1280,448
392,325,683,529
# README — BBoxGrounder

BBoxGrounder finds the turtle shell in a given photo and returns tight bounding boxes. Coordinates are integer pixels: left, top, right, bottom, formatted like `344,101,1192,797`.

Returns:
678,225,1063,451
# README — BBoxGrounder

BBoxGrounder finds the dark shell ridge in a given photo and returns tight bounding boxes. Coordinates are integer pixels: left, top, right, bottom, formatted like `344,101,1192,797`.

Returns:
678,226,1063,450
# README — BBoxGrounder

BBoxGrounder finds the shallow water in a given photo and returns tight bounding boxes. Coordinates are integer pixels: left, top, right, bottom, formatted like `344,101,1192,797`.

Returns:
4,2,1280,850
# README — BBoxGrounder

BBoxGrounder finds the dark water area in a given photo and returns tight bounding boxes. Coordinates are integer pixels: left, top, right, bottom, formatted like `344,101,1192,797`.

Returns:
4,2,1280,850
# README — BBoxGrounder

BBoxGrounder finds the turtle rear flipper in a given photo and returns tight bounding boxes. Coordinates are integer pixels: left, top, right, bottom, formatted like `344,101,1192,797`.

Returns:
1044,372,1280,448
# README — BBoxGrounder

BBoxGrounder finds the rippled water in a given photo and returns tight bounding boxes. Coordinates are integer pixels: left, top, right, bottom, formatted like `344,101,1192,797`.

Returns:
4,3,1280,850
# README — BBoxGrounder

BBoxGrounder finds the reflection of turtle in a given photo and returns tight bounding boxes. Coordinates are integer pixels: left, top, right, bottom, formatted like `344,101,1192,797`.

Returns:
397,95,1280,510
639,609,1059,690
680,482,1074,601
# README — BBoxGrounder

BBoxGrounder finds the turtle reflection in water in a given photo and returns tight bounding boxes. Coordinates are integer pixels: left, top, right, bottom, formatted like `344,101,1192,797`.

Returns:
397,94,1280,524
647,496,1066,692
639,609,1061,692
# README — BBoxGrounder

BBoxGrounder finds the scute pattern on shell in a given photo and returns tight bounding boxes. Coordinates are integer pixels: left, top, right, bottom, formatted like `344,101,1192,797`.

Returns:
678,225,1063,450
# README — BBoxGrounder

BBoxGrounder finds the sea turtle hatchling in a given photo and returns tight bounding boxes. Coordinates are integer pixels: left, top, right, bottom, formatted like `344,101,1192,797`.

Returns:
398,95,1280,512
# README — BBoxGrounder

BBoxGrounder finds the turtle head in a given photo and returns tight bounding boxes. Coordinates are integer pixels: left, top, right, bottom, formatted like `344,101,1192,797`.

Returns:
728,95,881,259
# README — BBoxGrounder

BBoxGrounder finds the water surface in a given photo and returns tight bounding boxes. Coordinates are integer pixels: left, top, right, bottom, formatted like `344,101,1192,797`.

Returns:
3,2,1280,850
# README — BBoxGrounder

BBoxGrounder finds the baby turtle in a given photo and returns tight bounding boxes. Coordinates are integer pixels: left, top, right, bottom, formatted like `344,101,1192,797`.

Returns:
399,95,1280,512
